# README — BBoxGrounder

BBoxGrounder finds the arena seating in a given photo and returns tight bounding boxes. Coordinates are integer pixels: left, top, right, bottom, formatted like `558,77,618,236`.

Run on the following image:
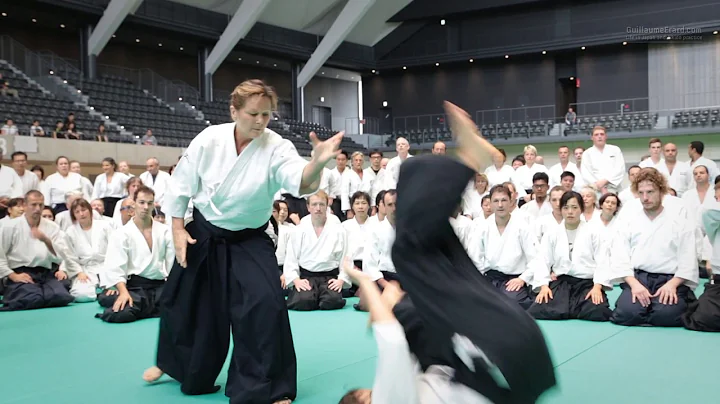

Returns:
567,112,658,135
59,71,208,147
671,109,720,129
283,119,367,154
0,61,116,138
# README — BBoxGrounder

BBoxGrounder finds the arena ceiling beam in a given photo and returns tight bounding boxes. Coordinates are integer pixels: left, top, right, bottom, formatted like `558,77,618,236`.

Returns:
204,0,273,75
296,0,376,88
88,0,144,57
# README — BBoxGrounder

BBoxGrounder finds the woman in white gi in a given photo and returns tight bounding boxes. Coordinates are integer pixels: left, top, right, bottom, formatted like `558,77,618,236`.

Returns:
146,79,342,404
483,148,515,187
92,157,130,216
590,192,621,250
461,172,489,219
43,156,89,214
342,191,372,297
269,200,294,272
112,177,142,227
61,198,114,302
527,191,613,321
580,186,601,222
512,145,548,199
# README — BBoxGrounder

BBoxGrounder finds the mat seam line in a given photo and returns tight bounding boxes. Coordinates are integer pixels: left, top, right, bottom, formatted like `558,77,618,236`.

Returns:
298,355,378,383
553,327,629,369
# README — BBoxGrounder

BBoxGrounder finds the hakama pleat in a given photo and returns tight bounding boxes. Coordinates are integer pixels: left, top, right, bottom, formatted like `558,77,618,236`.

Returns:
527,275,611,321
0,267,74,311
683,276,720,332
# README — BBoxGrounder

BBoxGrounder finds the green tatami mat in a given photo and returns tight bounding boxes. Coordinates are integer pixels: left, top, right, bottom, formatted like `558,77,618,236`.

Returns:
1,293,717,404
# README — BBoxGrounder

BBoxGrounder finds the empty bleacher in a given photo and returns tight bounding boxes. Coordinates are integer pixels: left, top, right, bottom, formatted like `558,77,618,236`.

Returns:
0,60,115,138
671,108,720,129
566,112,658,135
59,71,208,148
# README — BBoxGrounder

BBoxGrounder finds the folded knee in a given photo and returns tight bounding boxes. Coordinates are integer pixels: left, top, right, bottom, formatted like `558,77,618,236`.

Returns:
648,303,686,327
319,297,346,310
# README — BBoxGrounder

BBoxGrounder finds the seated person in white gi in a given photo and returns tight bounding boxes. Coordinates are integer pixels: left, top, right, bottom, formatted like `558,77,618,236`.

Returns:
534,185,565,242
342,191,373,298
55,190,103,231
683,180,720,332
96,185,175,323
609,168,699,327
283,190,351,311
0,190,75,311
527,191,613,321
60,198,114,303
467,184,537,309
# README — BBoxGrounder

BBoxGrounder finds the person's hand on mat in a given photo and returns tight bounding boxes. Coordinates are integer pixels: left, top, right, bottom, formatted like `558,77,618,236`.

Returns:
173,227,197,268
106,289,119,296
381,281,404,310
505,278,526,292
293,278,311,292
328,278,344,293
550,272,558,281
585,285,605,305
8,272,33,284
113,292,133,312
535,285,553,304
630,283,652,307
280,274,286,289
653,283,678,305
77,272,90,283
54,270,68,281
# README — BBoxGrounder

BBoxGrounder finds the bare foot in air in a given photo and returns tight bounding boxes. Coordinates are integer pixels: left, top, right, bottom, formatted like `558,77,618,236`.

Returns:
443,101,500,173
273,399,292,404
142,366,164,383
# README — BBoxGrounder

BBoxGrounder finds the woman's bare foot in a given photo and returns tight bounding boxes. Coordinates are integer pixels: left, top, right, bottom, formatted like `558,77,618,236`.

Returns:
142,366,164,383
443,101,500,173
273,399,292,404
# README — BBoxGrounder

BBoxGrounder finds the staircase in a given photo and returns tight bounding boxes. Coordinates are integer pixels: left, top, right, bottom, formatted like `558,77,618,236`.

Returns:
0,60,53,96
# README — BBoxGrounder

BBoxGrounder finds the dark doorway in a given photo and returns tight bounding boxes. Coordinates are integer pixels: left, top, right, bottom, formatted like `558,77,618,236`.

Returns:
378,107,393,135
556,77,578,121
311,105,332,129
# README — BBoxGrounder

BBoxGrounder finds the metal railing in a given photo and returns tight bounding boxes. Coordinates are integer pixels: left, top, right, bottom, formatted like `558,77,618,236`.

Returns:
344,117,380,135
0,36,80,80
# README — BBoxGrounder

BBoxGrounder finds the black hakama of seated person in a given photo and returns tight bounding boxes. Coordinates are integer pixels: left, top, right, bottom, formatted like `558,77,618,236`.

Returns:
155,211,297,403
391,155,556,404
0,267,74,311
527,275,612,322
611,269,696,327
53,203,68,215
342,260,363,298
683,275,720,332
483,270,533,310
353,270,402,312
95,276,164,323
101,197,121,218
286,268,346,311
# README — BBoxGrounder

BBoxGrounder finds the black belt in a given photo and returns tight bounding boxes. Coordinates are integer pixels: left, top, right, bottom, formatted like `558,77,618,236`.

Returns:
299,267,339,278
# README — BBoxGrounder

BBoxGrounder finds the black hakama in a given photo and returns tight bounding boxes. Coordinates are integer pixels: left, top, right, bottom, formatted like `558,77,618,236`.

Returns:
0,267,74,311
611,269,696,327
683,275,720,332
342,260,363,298
527,275,612,322
95,276,164,323
155,211,297,403
483,270,533,310
53,203,68,215
101,197,121,217
286,267,346,311
391,155,556,404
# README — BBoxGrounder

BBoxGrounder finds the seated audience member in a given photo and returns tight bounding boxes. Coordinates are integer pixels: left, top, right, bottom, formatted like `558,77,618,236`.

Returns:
618,165,641,206
55,191,103,230
590,192,621,248
366,190,387,227
560,171,575,192
30,120,45,137
467,185,537,309
342,191,372,297
535,186,565,242
112,177,142,227
480,194,493,219
116,198,135,227
579,186,601,222
96,124,108,142
1,119,18,135
683,181,720,332
528,191,612,321
96,186,174,323
0,191,75,311
51,121,64,138
461,173,489,219
61,198,114,302
450,203,473,249
141,129,157,146
520,172,552,220
90,199,114,224
609,168,699,327
0,75,19,98
283,191,350,311
268,200,294,294
483,148,514,188
153,210,166,224
65,122,82,140
41,206,55,221
0,197,25,225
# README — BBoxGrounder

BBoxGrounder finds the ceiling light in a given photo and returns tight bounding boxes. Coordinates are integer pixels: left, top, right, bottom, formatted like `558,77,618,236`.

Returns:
435,62,439,66
371,69,376,73
622,41,628,45
77,90,81,93
542,50,547,54
49,70,54,75
321,71,325,74
60,24,65,28
666,36,671,40
178,97,183,101
382,101,388,107
403,66,407,69
112,34,116,38
1,13,6,17
31,18,37,23
179,47,184,51
570,76,574,80
238,57,242,60
63,80,67,83
105,116,109,119
581,46,585,50
135,38,140,43
158,43,162,47
90,107,94,110
440,19,446,25
256,60,260,64
714,31,718,35
469,59,473,62
273,63,277,67
505,55,509,59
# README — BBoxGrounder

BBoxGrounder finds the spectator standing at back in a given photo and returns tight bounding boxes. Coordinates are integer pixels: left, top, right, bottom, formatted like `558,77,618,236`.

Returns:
581,125,626,195
142,129,157,146
1,119,18,135
688,141,719,188
565,107,576,126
